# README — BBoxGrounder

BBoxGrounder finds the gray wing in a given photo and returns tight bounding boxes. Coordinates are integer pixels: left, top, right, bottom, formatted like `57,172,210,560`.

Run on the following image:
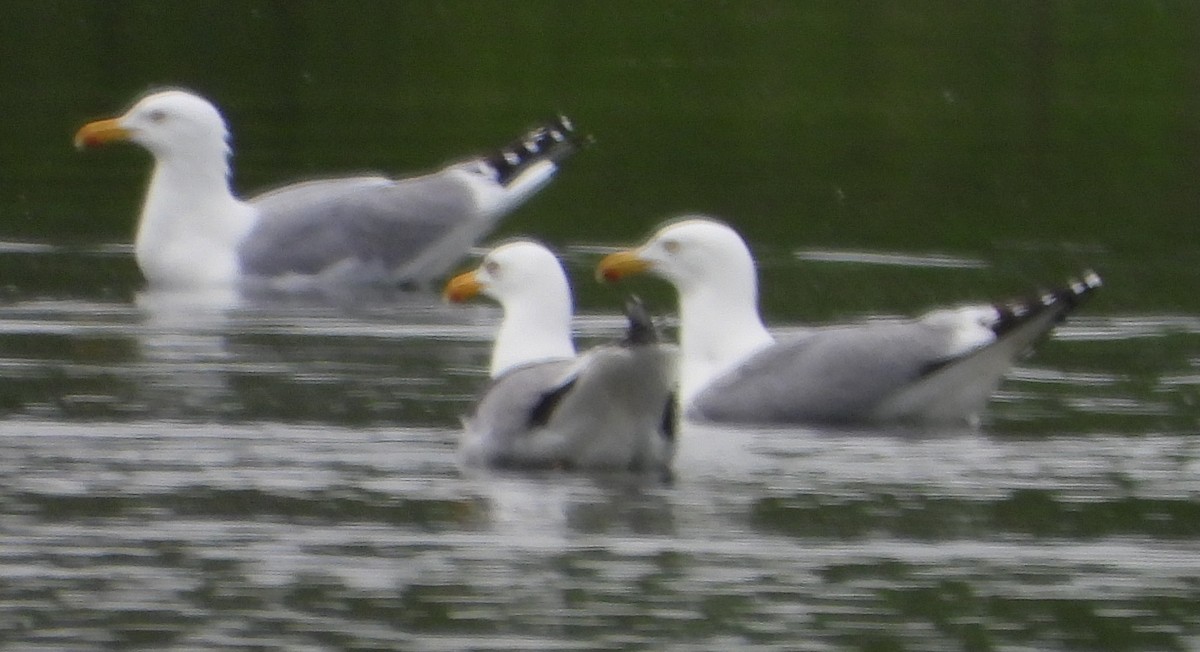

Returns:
461,344,677,472
240,168,488,285
238,116,583,287
464,359,577,467
692,270,1102,425
691,320,967,424
871,271,1102,422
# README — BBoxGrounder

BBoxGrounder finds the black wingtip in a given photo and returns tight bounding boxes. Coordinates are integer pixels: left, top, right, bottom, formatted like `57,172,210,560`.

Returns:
527,377,577,429
488,115,588,186
991,269,1103,338
621,295,660,346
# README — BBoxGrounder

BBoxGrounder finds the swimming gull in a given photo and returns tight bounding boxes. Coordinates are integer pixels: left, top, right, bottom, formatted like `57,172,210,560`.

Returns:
74,89,581,290
597,216,1102,426
445,240,676,472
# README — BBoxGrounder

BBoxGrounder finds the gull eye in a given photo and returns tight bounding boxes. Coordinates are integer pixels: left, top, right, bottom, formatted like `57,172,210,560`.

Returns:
661,239,680,255
483,260,500,277
147,109,167,124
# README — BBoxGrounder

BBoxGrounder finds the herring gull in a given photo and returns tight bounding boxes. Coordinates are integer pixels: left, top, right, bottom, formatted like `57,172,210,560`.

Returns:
445,240,676,472
597,217,1102,426
74,89,581,290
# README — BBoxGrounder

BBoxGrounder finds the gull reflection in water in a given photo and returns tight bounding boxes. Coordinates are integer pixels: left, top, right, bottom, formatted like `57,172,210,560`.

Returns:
132,287,242,419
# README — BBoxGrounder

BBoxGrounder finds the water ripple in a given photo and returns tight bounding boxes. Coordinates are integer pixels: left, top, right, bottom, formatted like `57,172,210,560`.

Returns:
794,248,991,269
0,247,1197,649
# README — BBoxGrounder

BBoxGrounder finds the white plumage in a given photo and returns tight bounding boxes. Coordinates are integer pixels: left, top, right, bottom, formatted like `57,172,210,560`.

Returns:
75,89,579,290
598,216,1101,426
445,240,676,472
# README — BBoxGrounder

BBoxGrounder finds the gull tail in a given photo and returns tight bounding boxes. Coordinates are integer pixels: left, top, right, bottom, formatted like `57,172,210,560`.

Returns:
618,294,678,445
990,269,1103,339
621,295,660,346
873,270,1103,424
487,115,586,187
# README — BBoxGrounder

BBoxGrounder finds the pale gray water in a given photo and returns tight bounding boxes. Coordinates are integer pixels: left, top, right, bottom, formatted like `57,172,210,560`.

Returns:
1,3,1196,648
0,244,1196,651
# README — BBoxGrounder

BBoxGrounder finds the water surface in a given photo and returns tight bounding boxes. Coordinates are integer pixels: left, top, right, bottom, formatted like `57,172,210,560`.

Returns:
1,3,1197,649
1,242,1196,650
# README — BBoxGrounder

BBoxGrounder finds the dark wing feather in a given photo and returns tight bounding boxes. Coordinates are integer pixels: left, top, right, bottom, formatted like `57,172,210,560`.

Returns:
463,360,576,467
527,376,578,428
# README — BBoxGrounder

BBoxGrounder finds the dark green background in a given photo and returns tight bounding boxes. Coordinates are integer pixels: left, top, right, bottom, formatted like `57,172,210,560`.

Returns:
0,1,1195,312
0,5,1197,650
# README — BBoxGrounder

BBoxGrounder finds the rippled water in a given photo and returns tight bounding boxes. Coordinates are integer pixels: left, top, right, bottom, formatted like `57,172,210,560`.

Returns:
0,244,1197,651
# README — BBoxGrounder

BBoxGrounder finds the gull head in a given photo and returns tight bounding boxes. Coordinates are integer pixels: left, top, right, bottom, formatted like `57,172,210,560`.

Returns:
445,240,576,377
75,89,231,161
597,216,757,295
444,240,572,310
